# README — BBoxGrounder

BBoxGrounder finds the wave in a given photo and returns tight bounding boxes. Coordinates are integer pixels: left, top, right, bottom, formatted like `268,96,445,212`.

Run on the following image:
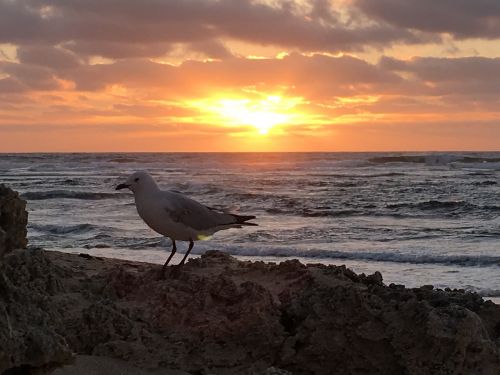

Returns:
108,157,138,163
369,155,428,164
473,288,500,298
73,237,500,268
369,154,500,166
451,162,500,171
192,246,500,268
29,223,104,235
61,178,84,186
21,190,124,200
300,209,361,217
266,200,499,218
386,200,500,215
481,205,500,211
387,200,472,211
473,180,497,186
265,207,362,217
361,172,408,178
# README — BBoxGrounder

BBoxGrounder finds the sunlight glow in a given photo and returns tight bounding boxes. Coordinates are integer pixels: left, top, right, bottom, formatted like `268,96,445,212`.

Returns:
189,94,306,135
216,97,288,134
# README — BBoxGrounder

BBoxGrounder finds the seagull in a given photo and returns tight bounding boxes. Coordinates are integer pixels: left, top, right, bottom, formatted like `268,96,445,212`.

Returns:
115,171,257,270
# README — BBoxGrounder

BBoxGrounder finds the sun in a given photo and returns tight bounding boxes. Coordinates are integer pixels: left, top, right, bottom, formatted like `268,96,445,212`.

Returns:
189,94,303,135
216,96,292,134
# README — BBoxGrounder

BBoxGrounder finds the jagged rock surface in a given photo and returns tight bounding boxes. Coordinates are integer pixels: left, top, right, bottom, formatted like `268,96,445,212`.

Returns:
0,250,73,374
0,186,70,374
2,248,499,374
0,185,28,258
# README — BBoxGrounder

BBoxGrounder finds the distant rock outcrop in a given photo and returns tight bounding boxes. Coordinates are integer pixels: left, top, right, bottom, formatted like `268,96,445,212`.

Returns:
0,185,28,258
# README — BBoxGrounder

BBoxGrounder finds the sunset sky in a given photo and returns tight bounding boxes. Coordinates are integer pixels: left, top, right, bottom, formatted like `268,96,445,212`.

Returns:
1,0,500,152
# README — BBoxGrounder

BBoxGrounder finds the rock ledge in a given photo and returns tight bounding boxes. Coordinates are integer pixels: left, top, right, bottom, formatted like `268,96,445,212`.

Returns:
1,248,499,375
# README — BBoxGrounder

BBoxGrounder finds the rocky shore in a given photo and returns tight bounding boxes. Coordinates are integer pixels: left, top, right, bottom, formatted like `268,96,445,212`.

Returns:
1,185,500,374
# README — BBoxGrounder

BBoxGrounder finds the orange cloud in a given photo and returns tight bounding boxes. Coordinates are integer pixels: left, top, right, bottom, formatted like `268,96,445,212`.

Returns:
0,0,500,151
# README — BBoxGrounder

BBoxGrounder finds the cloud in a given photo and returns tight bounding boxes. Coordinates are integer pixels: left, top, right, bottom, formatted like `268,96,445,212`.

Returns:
2,1,499,64
0,1,500,151
62,41,173,60
62,53,500,108
0,77,25,93
3,51,500,116
381,56,500,82
187,40,232,60
0,61,62,90
59,53,401,98
355,0,500,39
112,103,199,118
0,0,425,58
17,45,80,69
380,56,500,98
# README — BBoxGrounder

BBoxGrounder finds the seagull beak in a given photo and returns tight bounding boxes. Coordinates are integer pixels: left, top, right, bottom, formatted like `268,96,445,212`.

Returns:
115,183,130,191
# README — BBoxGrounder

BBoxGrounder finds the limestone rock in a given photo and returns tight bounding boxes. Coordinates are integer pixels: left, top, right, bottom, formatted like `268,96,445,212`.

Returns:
0,250,73,374
0,185,28,258
1,248,499,374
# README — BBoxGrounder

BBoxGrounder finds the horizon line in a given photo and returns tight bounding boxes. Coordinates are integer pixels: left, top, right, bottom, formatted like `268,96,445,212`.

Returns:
1,150,499,154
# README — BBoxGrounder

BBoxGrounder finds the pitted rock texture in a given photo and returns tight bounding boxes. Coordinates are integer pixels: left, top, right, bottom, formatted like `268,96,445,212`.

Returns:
2,248,499,374
0,250,73,374
0,185,28,258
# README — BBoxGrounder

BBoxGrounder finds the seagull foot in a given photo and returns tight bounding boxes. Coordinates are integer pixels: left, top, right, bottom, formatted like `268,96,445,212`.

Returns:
160,264,182,279
158,264,172,280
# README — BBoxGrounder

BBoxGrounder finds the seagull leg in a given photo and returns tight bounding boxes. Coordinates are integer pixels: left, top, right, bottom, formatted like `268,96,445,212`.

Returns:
179,239,194,265
162,239,177,271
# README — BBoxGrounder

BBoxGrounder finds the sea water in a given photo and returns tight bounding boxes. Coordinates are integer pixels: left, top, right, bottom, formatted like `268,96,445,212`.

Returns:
1,152,499,299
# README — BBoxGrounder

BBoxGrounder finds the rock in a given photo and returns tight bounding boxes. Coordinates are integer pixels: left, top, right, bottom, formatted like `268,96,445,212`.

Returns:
52,355,190,375
0,188,70,373
262,367,292,375
0,185,28,258
1,249,493,375
0,249,73,374
0,245,499,374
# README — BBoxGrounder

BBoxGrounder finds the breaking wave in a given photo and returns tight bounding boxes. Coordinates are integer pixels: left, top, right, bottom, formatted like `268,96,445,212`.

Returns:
194,246,500,268
369,154,500,166
387,200,472,211
21,190,124,200
29,223,116,235
267,200,499,218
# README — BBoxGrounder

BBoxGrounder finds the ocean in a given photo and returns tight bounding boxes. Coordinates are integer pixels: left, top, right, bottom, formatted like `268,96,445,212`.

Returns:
1,152,499,299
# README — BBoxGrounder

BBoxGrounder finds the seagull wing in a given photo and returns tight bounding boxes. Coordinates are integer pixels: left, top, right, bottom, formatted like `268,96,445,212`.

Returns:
162,191,241,231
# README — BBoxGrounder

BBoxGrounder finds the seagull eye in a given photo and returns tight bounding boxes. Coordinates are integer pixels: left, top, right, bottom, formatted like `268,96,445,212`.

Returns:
134,178,139,182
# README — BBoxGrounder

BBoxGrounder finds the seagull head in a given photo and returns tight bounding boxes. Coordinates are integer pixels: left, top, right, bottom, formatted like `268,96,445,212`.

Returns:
115,170,158,193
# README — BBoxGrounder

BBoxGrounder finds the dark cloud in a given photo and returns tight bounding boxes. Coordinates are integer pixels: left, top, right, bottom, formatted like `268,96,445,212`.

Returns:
17,45,80,69
380,56,500,97
0,77,25,93
0,0,45,43
63,58,177,91
0,0,424,58
188,40,232,60
58,53,401,98
1,0,499,69
355,0,500,39
381,56,500,82
0,62,61,90
62,41,173,60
